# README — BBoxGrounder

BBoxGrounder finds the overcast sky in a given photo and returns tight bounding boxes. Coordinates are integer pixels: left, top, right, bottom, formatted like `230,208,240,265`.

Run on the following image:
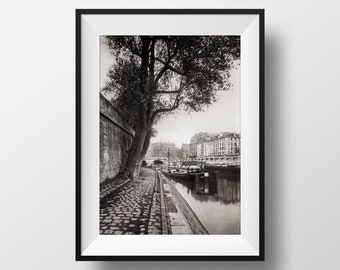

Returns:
100,38,240,148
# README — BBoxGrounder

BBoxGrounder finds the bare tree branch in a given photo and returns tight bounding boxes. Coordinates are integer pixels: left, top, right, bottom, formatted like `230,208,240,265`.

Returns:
153,59,171,87
155,90,180,94
146,38,156,123
153,43,182,86
149,39,156,79
151,94,182,123
154,57,188,77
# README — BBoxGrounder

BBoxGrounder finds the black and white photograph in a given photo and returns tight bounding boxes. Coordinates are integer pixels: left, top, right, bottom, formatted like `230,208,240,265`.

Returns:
99,35,241,235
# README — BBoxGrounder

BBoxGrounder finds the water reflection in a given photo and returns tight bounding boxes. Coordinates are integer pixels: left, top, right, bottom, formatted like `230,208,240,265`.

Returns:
170,172,240,234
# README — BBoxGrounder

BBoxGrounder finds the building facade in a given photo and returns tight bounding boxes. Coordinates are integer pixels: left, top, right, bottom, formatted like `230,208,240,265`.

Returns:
181,143,190,158
145,142,179,161
186,132,241,166
203,140,214,156
146,132,240,167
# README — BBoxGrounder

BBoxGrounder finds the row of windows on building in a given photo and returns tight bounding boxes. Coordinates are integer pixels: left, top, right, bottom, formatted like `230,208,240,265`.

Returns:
189,132,240,158
145,132,240,161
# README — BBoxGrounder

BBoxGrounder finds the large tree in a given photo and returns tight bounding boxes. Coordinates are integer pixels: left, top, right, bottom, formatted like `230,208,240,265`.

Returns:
102,36,240,179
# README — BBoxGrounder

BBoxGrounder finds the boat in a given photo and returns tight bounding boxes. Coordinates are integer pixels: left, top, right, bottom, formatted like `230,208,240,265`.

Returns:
162,168,210,182
204,164,240,173
162,148,209,181
162,170,196,181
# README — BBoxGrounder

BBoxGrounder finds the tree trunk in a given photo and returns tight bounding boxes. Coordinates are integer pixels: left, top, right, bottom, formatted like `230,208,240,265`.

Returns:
122,124,148,179
136,128,153,175
121,101,149,180
119,36,152,180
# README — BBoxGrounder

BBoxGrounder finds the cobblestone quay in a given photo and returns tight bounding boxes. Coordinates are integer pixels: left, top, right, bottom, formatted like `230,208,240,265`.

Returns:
100,168,165,235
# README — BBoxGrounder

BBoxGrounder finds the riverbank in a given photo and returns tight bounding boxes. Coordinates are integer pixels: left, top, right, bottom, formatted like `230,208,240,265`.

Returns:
158,171,209,234
99,168,208,234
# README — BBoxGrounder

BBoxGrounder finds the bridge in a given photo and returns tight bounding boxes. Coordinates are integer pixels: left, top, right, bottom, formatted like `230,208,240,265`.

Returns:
145,154,240,167
184,155,240,165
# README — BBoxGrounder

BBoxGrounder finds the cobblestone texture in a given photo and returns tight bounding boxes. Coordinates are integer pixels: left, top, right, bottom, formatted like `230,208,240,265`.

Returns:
100,177,130,201
100,168,163,235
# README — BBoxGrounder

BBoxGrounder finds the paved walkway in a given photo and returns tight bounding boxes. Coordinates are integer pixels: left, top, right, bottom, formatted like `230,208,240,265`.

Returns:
100,168,163,235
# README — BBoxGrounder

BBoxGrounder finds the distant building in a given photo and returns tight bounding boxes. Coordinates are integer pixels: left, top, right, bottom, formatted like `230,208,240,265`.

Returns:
213,132,240,156
187,132,241,165
145,142,184,168
146,132,240,167
203,140,214,156
189,143,197,157
145,142,179,161
197,143,203,157
189,132,216,158
181,143,190,158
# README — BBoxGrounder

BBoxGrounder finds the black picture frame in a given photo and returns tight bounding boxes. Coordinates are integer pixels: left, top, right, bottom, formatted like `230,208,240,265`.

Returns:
76,9,264,261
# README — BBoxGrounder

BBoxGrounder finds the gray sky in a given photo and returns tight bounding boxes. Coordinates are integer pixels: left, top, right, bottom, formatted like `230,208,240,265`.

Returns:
151,68,240,148
100,39,240,148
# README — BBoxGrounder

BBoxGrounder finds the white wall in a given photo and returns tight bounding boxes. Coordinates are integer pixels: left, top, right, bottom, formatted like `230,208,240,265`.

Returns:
1,0,339,269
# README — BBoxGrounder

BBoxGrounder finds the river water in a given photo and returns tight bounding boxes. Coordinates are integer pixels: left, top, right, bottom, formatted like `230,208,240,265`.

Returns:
170,172,240,234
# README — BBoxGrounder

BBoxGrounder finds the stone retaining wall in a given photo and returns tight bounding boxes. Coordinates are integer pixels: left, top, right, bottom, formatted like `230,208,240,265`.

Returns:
100,94,135,183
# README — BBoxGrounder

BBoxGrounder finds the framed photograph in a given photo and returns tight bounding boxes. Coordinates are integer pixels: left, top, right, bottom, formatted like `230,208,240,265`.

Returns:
76,9,264,261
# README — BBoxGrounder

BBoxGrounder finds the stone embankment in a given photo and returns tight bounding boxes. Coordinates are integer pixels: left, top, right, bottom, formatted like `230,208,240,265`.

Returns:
158,171,208,235
100,168,208,235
